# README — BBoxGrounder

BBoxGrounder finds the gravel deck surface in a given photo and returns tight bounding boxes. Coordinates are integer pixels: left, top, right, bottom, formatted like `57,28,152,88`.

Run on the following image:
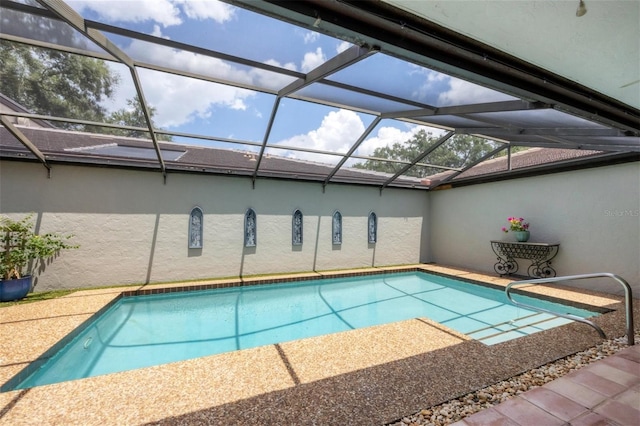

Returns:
0,265,637,425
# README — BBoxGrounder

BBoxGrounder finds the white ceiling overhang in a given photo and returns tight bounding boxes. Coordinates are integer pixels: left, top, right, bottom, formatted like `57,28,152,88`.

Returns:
385,0,640,112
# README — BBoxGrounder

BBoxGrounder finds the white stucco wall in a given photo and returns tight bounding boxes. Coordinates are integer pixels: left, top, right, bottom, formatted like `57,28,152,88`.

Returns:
429,162,640,296
2,160,638,296
0,161,429,290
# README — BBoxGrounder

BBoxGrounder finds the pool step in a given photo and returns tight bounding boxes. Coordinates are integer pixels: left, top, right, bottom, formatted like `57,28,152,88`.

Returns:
466,312,542,335
468,312,572,345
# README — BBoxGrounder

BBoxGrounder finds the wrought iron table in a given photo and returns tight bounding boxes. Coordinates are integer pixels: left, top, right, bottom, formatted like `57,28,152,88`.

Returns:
491,241,560,278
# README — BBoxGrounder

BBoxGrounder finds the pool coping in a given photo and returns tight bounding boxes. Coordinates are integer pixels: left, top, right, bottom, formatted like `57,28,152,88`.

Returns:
119,266,613,314
0,264,635,425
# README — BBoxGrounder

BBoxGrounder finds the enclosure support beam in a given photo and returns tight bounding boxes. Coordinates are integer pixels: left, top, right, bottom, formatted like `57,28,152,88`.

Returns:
323,116,382,188
1,115,50,173
278,44,377,97
380,131,454,190
252,97,282,185
430,144,508,190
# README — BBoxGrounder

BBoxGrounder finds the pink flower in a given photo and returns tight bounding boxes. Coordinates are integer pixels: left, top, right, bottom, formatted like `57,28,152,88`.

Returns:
503,216,530,233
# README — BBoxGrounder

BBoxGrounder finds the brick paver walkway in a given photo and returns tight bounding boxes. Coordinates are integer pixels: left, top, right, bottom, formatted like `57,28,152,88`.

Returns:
452,344,640,425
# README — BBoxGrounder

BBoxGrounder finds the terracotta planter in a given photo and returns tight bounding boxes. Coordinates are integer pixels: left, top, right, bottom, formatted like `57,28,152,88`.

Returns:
0,275,32,302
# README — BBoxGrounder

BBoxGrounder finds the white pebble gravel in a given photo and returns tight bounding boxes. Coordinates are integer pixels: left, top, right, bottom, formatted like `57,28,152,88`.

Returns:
387,333,638,426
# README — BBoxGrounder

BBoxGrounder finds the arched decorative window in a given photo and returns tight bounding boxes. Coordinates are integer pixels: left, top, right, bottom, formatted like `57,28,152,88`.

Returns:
189,206,203,249
332,211,342,245
292,209,303,245
244,208,256,247
368,211,377,244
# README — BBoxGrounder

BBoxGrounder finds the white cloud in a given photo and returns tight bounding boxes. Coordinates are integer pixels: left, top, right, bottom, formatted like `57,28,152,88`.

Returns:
250,59,298,91
301,47,326,73
150,25,166,38
270,112,446,168
273,109,365,164
103,31,257,128
437,78,514,106
409,68,447,103
68,0,182,27
174,0,235,23
100,24,327,128
336,41,352,54
357,126,426,158
69,0,234,26
303,31,319,44
125,35,256,86
137,68,254,127
408,64,514,106
230,99,247,111
419,67,448,83
313,109,364,151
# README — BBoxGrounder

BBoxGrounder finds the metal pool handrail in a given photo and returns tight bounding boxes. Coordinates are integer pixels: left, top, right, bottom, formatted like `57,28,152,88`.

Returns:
505,272,634,346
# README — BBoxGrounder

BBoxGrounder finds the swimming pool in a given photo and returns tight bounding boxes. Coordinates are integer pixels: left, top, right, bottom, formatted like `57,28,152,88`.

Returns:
8,271,600,390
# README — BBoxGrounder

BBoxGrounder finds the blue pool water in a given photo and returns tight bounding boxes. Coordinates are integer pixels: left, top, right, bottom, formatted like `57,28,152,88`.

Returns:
13,272,599,389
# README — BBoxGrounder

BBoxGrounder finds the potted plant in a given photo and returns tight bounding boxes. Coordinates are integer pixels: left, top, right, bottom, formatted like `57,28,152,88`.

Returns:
502,216,530,242
0,214,77,302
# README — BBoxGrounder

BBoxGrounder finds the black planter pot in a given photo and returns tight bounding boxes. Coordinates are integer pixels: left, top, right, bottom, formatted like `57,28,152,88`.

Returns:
0,275,32,302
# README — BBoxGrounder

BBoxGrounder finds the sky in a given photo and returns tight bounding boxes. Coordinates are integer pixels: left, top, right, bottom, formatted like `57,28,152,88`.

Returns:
63,0,513,165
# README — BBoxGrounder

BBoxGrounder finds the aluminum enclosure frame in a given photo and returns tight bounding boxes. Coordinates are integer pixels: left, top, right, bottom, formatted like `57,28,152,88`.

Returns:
1,0,638,190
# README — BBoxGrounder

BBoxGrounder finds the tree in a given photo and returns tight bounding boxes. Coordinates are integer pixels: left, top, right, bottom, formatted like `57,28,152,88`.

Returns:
353,130,501,178
0,4,168,138
105,97,173,141
1,40,118,130
1,40,170,140
1,0,116,125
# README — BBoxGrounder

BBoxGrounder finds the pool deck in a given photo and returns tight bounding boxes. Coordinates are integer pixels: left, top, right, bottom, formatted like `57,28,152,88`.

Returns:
0,264,637,425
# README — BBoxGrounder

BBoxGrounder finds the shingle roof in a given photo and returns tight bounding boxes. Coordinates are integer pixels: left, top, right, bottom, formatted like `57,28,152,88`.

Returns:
458,147,604,178
0,94,56,129
420,146,636,189
0,125,427,187
3,125,626,191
